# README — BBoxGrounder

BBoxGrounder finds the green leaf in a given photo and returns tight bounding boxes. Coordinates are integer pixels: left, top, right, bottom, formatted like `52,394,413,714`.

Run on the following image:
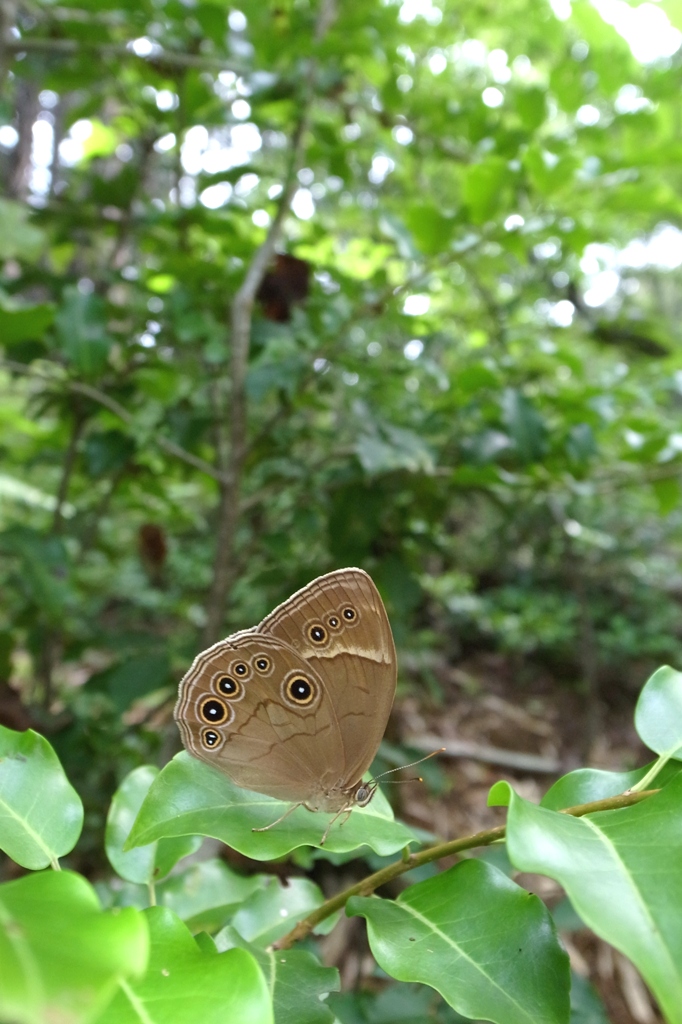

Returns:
0,526,70,621
79,119,119,161
97,907,272,1024
328,983,473,1023
501,389,547,462
328,484,383,562
87,654,171,713
246,356,306,402
83,430,136,478
523,144,577,195
231,876,337,946
348,859,570,1024
0,725,83,870
105,766,201,885
403,204,455,256
157,859,267,931
462,157,508,223
501,775,682,1023
374,554,422,617
0,304,55,344
0,870,148,1024
356,425,435,475
126,752,417,860
54,288,112,377
566,423,597,465
0,200,45,260
635,665,682,760
652,476,680,515
540,760,682,811
455,364,499,393
515,86,547,131
569,972,610,1024
216,926,339,1024
378,213,421,260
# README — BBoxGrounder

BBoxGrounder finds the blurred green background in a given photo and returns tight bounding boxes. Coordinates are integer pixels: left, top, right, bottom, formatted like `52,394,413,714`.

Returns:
1,0,682,879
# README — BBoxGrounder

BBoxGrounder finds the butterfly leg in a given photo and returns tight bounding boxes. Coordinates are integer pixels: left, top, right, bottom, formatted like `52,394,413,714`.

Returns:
252,802,303,833
319,806,353,846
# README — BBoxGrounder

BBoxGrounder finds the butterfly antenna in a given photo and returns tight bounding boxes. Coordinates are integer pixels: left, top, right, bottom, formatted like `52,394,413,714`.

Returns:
380,777,424,785
371,747,444,784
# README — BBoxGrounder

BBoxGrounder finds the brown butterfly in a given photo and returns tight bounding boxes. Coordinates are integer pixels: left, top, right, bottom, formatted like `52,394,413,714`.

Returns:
174,568,397,840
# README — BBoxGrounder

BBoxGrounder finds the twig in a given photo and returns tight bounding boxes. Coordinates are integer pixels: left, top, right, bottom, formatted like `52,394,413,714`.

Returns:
405,734,562,774
275,788,658,949
52,406,84,532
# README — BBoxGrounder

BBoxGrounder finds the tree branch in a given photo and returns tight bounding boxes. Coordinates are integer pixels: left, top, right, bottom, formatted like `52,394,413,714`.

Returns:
275,788,658,949
201,0,336,645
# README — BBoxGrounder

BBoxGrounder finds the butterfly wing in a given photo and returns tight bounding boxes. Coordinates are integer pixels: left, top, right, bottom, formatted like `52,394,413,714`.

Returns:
257,567,397,790
174,631,346,803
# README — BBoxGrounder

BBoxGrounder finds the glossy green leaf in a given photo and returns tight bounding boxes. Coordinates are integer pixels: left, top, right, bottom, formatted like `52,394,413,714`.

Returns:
328,983,473,1023
500,775,682,1023
0,870,148,1024
540,759,682,811
217,925,340,1024
231,876,336,946
105,766,201,885
0,725,83,869
158,858,267,931
97,907,272,1024
126,753,417,860
348,859,570,1024
635,664,682,760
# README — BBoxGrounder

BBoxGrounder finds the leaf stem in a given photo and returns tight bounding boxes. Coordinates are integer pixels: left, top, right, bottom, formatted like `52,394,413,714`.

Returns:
50,856,61,871
148,881,157,907
628,755,671,794
274,788,658,950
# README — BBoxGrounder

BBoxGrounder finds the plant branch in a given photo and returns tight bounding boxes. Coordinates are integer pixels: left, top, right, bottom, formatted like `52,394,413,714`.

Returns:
275,788,658,949
200,113,309,646
201,0,336,645
52,407,84,533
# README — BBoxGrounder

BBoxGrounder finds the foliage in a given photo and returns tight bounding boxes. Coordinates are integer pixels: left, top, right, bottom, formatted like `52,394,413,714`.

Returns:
1,665,681,1022
3,0,682,1018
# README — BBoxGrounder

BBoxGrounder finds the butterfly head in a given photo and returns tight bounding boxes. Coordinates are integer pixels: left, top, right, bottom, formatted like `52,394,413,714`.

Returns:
353,780,378,807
